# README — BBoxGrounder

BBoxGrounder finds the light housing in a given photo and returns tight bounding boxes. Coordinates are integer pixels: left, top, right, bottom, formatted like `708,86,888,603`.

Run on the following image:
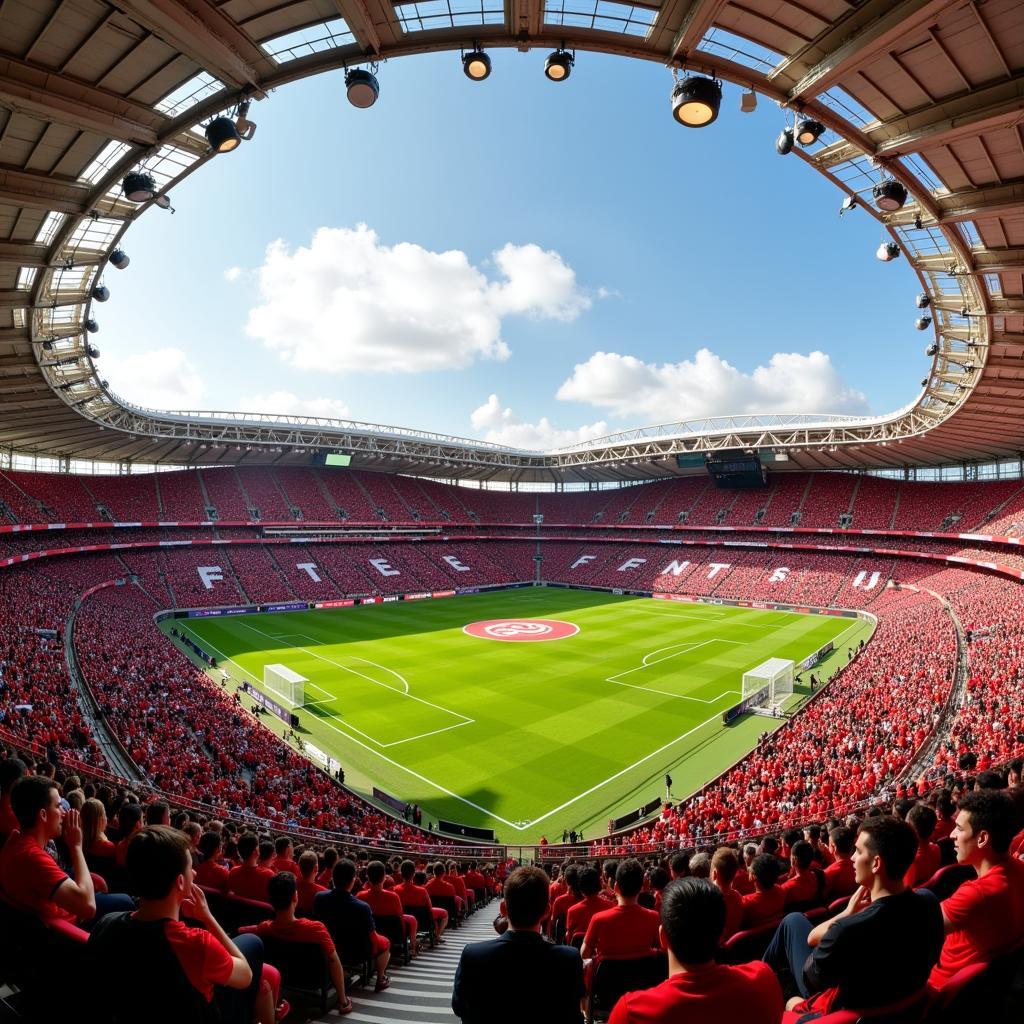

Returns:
915,315,932,331
85,318,98,334
926,343,939,357
463,49,491,81
740,90,757,113
154,194,173,211
775,127,794,155
544,50,573,82
915,293,931,309
671,76,722,127
109,249,130,270
795,118,824,146
86,344,100,359
873,178,908,211
122,171,157,202
205,116,241,153
91,284,109,302
876,241,900,262
345,68,379,108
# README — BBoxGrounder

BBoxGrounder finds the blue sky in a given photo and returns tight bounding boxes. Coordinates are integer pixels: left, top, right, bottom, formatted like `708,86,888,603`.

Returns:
98,48,926,449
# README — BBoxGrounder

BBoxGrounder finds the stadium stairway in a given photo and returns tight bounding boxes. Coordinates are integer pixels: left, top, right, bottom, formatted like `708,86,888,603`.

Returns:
311,910,496,1024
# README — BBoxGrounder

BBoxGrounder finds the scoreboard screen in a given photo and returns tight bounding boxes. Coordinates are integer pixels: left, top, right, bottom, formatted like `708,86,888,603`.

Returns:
706,454,767,489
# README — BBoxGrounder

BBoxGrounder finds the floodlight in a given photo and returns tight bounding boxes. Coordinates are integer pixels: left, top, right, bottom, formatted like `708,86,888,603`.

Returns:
876,241,900,262
671,76,722,127
235,99,256,140
346,68,379,108
840,195,857,216
795,118,824,145
926,343,939,356
775,127,794,155
205,116,241,153
153,194,174,211
122,172,156,202
544,50,573,82
85,318,98,333
873,178,908,211
920,378,929,388
915,293,931,309
915,316,932,331
91,284,109,302
463,49,491,81
109,249,130,269
86,344,100,359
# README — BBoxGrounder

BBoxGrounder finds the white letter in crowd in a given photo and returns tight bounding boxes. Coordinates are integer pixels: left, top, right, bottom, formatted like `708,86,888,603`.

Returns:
617,558,647,572
853,570,880,590
197,566,223,590
707,563,731,579
659,560,691,577
769,567,791,583
297,562,321,583
570,554,596,570
369,558,400,577
442,555,471,572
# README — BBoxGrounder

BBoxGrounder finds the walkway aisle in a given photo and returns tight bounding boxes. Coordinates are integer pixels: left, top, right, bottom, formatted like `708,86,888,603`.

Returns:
314,910,497,1023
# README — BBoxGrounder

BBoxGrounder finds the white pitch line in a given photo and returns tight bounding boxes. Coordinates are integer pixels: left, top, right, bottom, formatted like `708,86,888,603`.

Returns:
379,720,474,748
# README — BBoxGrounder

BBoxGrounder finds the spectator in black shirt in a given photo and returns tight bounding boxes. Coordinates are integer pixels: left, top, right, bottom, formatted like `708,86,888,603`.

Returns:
762,815,942,1015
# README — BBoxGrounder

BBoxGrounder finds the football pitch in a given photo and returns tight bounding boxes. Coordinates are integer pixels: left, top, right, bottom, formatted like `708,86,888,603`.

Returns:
163,589,871,841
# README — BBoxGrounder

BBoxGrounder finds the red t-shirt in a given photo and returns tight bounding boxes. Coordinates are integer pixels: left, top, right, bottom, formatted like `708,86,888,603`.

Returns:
0,796,17,835
358,886,404,919
394,881,432,909
607,961,783,1024
297,877,326,913
0,830,75,921
194,859,230,892
740,887,786,929
88,836,116,859
734,869,754,895
551,890,578,925
929,858,1024,986
162,918,236,1000
226,863,273,902
275,857,300,878
426,877,456,901
823,859,857,901
782,868,819,906
905,843,941,888
239,916,335,957
584,903,661,960
719,885,744,940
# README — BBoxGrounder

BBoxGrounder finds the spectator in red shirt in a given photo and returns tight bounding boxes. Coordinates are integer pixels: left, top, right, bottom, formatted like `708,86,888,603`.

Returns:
426,861,461,916
273,837,299,878
144,800,170,827
227,833,274,902
608,877,783,1024
0,756,26,838
194,831,230,892
905,804,941,888
257,839,276,874
566,867,613,944
582,858,661,974
781,842,821,908
395,859,447,941
316,847,338,888
89,825,277,1024
741,854,786,929
929,790,1024,987
297,850,326,914
823,827,857,902
81,797,116,863
114,803,143,867
804,825,835,868
711,847,744,940
448,860,475,912
240,872,352,1015
360,860,419,956
549,865,581,938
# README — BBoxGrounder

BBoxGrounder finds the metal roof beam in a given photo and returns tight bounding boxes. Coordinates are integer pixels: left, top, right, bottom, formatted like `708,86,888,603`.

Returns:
0,54,162,145
917,247,1024,276
0,240,49,267
776,0,958,100
933,296,1024,316
0,289,30,308
330,0,387,54
110,0,272,90
890,179,1024,226
664,0,728,61
0,164,131,217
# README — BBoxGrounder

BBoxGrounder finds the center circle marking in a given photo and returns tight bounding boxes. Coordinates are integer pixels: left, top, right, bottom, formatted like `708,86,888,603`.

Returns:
462,618,580,642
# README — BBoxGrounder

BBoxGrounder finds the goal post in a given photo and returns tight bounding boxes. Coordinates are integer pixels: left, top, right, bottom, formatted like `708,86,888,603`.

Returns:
263,663,307,708
741,657,795,708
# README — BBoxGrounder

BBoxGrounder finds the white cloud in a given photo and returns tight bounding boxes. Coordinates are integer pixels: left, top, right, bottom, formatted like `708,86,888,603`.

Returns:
244,225,591,373
470,394,609,450
223,266,242,283
103,347,205,410
556,349,869,420
237,390,351,421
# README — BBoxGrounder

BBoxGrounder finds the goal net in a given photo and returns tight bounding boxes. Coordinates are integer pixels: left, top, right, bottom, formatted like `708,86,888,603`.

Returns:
741,657,795,708
263,663,306,708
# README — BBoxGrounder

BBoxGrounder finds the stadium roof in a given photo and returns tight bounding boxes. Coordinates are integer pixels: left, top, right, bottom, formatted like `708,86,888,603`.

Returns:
0,0,1022,484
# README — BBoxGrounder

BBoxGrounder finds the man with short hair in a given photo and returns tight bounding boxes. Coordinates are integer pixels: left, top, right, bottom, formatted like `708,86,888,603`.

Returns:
823,827,857,902
360,859,419,956
711,847,744,940
240,871,352,1014
549,864,581,939
582,859,661,965
194,831,230,892
0,756,26,836
226,833,274,902
762,816,943,1014
297,850,326,914
453,865,584,1024
394,858,447,941
741,854,785,928
905,804,941,888
566,867,612,943
144,800,170,826
780,841,820,907
608,878,783,1023
928,790,1024,987
273,836,299,878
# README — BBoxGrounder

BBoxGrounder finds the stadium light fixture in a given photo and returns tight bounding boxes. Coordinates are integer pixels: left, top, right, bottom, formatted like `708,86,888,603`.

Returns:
122,171,157,203
921,378,929,388
915,315,932,331
153,194,174,213
873,178,908,211
671,75,722,127
915,293,931,309
926,342,939,356
839,195,857,216
91,283,109,302
85,318,98,333
544,49,573,82
775,126,794,155
876,241,900,262
235,99,257,141
463,47,491,81
346,67,379,108
86,344,100,359
109,249,130,270
795,118,824,146
205,116,241,153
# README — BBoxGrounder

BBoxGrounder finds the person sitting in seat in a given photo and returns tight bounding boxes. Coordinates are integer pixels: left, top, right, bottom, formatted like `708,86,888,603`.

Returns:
296,850,326,915
81,797,116,863
0,757,26,839
427,861,462,916
928,790,1024,987
905,804,941,888
394,859,447,942
227,833,274,902
114,803,143,866
194,831,230,892
781,841,820,907
239,872,352,1015
740,854,786,929
549,865,581,939
566,867,612,944
273,837,299,878
314,858,391,991
88,825,279,1024
581,858,661,975
711,847,744,941
360,859,419,956
762,815,943,1015
452,865,584,1024
608,877,783,1024
822,827,857,902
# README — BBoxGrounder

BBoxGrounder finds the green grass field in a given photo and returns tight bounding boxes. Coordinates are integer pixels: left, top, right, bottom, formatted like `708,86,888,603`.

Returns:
163,589,871,842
